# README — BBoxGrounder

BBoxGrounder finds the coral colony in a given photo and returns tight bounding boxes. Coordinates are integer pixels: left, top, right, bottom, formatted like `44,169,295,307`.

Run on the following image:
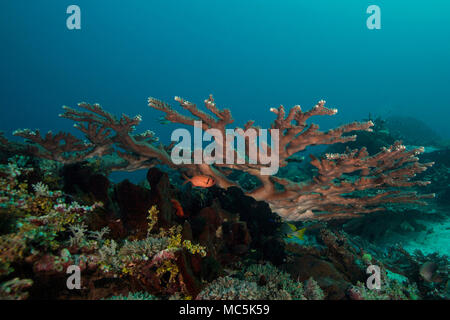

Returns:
14,95,434,221
170,120,280,176
2,95,445,301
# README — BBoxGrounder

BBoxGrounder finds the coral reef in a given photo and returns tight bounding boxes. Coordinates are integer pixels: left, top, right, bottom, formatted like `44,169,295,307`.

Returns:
0,96,446,301
106,291,158,300
196,276,262,300
12,96,434,221
382,246,449,299
196,262,323,300
0,152,446,300
241,263,309,300
0,157,207,299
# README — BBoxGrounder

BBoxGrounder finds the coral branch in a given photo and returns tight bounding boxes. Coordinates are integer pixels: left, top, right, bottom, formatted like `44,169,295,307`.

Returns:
148,95,233,133
60,103,172,171
12,129,105,163
0,132,8,146
267,143,434,221
147,96,433,221
12,96,434,221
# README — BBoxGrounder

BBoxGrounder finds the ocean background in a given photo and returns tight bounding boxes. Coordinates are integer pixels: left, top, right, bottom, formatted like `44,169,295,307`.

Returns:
0,2,449,299
1,0,449,162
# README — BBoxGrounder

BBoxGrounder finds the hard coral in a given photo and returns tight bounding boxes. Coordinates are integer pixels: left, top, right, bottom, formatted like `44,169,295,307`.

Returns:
13,96,434,222
196,276,261,300
197,262,324,300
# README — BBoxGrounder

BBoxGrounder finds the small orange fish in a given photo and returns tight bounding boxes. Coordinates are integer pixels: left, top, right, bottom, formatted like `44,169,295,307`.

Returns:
170,199,186,218
183,175,215,188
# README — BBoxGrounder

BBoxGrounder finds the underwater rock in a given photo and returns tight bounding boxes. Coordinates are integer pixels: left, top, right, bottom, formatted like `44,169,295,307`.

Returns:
56,163,124,237
195,205,226,257
176,249,203,297
62,163,111,203
211,186,286,265
113,179,153,238
190,201,252,266
283,229,368,299
111,169,179,238
283,255,349,300
222,221,251,255
343,209,435,245
385,115,442,147
178,185,286,266
146,168,178,227
146,167,165,188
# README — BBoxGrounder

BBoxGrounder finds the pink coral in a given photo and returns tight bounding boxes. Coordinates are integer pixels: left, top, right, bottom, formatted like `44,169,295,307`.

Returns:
150,249,177,266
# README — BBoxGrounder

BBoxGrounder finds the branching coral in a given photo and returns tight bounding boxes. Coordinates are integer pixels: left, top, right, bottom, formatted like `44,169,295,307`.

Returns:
0,155,210,299
382,246,449,299
304,277,325,300
61,103,161,171
13,96,434,221
97,205,206,295
0,157,101,273
151,96,434,221
13,104,160,171
196,276,262,300
242,263,307,300
12,129,109,164
197,263,324,300
106,291,158,300
347,267,421,300
0,278,33,300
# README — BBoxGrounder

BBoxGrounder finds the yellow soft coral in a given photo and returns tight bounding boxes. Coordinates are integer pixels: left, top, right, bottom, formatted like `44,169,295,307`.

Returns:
166,226,206,257
147,205,159,234
182,240,207,257
156,259,180,284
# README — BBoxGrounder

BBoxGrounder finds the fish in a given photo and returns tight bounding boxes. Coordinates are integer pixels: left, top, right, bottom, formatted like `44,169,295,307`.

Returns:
156,116,171,125
170,199,186,218
419,262,442,283
281,223,307,241
285,155,305,163
183,175,215,188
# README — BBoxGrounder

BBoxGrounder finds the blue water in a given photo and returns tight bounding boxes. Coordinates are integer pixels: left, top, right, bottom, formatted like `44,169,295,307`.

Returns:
1,0,450,144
